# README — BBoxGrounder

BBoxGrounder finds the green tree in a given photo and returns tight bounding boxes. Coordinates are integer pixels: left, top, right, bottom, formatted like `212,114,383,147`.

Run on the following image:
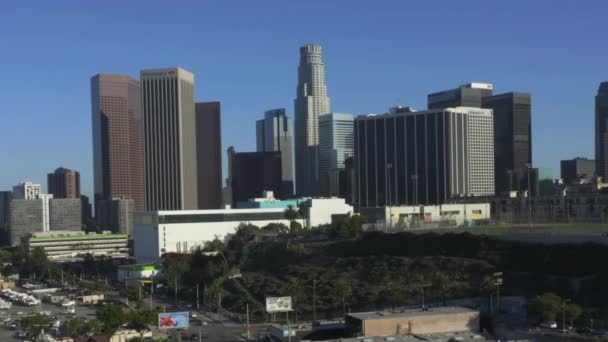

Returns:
262,223,289,234
20,314,50,340
97,303,126,335
527,293,563,322
63,317,88,338
565,304,583,327
284,205,298,226
29,246,49,279
432,271,450,306
165,256,191,296
298,202,309,228
204,237,225,252
334,276,352,316
127,308,158,337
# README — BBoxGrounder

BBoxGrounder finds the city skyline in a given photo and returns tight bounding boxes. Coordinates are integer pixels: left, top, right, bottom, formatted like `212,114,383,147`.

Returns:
1,1,606,200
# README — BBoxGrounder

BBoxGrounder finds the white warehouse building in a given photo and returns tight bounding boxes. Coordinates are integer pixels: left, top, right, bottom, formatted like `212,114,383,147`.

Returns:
134,198,353,263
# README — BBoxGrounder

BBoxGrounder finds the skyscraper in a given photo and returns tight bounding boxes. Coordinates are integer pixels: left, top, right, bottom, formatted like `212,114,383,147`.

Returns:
91,74,144,211
0,191,11,226
482,92,532,195
228,148,283,206
196,102,223,209
141,67,197,210
560,157,596,184
596,82,608,180
355,107,494,208
294,44,331,196
47,167,80,199
428,83,493,109
318,112,354,197
256,108,294,197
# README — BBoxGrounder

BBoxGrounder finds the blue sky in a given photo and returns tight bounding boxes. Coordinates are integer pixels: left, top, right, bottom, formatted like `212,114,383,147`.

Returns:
0,0,606,199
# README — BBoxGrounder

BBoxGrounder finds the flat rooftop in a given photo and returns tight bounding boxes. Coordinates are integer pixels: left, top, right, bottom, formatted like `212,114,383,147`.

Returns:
307,331,492,342
347,307,477,321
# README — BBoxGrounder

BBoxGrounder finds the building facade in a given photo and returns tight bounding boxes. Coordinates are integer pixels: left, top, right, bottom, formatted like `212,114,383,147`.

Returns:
28,231,128,261
195,102,223,209
319,112,354,196
0,191,11,226
133,199,353,263
9,196,81,246
47,167,80,199
294,44,331,196
97,197,134,235
428,83,493,109
560,157,596,184
91,74,144,211
228,148,283,205
141,67,197,211
482,92,532,195
596,82,608,180
257,108,295,197
12,182,41,200
355,107,494,208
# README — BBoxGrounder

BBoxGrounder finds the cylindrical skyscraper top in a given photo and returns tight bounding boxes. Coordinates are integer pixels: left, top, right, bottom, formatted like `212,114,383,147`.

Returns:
300,44,323,64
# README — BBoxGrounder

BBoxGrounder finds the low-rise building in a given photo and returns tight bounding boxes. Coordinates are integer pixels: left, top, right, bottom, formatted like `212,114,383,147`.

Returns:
345,307,479,337
27,231,129,261
361,203,490,231
134,198,353,263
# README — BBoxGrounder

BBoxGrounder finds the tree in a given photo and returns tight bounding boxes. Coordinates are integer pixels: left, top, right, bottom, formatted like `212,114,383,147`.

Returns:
298,202,309,229
262,223,289,235
527,293,563,322
565,304,583,327
20,314,50,340
432,271,450,306
284,205,298,225
29,246,49,279
334,276,352,316
127,308,158,337
63,317,88,338
97,303,126,335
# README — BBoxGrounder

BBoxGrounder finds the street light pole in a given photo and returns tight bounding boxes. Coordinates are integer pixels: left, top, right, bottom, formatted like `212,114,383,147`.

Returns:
313,279,317,323
527,164,532,232
563,299,571,335
387,163,393,229
196,283,200,310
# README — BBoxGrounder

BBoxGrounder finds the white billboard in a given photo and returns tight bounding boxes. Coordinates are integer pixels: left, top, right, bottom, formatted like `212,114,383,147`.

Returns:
266,296,292,313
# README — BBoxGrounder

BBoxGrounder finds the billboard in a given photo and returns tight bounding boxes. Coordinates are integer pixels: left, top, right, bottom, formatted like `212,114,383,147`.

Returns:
266,296,292,313
158,312,189,329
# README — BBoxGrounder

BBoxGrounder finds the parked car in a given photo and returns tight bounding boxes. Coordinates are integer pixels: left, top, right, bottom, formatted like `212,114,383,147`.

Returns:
540,321,557,329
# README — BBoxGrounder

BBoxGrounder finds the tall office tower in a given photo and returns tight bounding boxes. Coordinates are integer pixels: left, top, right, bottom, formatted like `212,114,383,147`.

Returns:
561,157,596,185
428,83,493,109
195,102,223,209
47,167,80,199
482,92,532,195
49,198,82,231
294,44,331,196
355,107,494,208
256,108,295,197
596,82,608,180
228,147,283,206
12,182,41,200
318,112,354,197
0,191,11,226
97,197,134,235
91,74,144,212
141,67,197,210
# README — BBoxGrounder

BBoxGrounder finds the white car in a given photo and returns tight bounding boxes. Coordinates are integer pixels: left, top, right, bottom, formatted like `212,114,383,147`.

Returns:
540,321,557,329
190,312,197,318
61,300,75,307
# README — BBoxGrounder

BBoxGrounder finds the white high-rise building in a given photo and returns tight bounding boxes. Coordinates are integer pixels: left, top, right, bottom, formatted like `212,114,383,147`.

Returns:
141,67,197,211
12,182,41,200
256,108,294,197
319,113,354,197
294,44,331,196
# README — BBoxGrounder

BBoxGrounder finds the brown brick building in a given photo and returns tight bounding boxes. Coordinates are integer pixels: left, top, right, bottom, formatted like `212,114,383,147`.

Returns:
47,167,80,199
91,74,144,212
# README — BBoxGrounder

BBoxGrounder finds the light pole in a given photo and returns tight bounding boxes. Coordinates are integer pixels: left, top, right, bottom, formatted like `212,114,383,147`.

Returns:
387,163,393,228
526,164,533,232
493,272,503,314
313,279,317,323
563,299,571,335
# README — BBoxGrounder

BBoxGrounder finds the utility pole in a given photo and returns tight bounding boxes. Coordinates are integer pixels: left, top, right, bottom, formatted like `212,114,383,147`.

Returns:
313,279,317,323
387,163,393,229
527,164,533,232
246,303,250,339
174,277,178,305
493,272,503,314
196,283,200,310
563,299,571,334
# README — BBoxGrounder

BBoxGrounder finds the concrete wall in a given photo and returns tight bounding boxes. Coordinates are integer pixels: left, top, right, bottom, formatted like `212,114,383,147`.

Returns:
362,311,479,336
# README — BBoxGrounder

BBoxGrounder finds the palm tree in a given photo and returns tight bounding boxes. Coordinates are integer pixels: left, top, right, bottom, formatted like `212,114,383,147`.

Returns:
284,205,298,225
298,202,309,228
